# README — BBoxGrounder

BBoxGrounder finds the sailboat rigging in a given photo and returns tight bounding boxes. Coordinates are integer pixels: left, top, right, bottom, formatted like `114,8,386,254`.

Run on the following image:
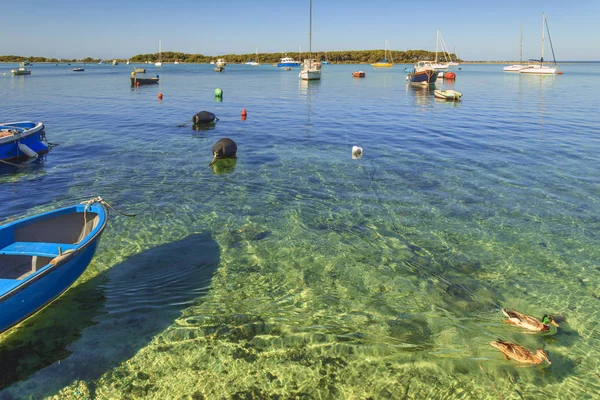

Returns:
520,12,558,74
155,40,162,67
371,40,393,68
299,0,322,80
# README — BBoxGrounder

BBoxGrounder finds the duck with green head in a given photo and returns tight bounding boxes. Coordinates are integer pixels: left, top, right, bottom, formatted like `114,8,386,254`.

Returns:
502,308,559,332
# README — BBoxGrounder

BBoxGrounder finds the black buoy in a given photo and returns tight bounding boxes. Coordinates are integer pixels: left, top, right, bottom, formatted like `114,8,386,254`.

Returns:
193,111,218,125
210,138,237,166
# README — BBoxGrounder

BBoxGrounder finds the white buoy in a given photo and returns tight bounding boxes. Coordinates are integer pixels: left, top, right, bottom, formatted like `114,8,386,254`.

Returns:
18,143,39,159
352,146,363,159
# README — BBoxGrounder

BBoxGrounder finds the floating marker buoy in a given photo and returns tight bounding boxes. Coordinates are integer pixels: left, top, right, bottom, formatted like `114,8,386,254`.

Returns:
209,138,237,166
352,146,363,159
192,111,218,124
241,108,247,117
136,81,140,87
445,72,456,80
557,71,563,75
214,88,223,97
158,93,163,100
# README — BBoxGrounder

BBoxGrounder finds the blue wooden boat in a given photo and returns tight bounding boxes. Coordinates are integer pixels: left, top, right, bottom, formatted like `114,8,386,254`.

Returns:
0,199,107,334
0,121,49,163
406,61,439,85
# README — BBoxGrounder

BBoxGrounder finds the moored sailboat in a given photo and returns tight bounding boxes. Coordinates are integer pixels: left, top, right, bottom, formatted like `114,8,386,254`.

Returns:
155,40,163,67
520,12,558,74
299,0,321,81
371,40,393,68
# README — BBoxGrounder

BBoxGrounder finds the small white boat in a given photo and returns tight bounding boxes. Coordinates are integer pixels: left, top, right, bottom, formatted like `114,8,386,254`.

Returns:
216,59,227,67
155,40,163,67
112,59,118,65
434,89,462,100
10,63,31,76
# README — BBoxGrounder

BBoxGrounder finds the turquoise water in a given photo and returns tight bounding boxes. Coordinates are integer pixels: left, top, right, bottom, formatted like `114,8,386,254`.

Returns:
1,62,600,399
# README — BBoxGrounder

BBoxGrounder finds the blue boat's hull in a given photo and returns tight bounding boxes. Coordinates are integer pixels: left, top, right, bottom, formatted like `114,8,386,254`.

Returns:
0,202,107,334
277,62,301,68
0,121,49,162
407,70,438,84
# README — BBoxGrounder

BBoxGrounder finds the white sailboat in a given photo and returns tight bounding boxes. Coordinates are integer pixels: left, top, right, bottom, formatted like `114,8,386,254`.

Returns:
520,12,558,74
432,30,450,70
245,48,260,65
155,40,163,67
504,24,528,72
299,0,322,81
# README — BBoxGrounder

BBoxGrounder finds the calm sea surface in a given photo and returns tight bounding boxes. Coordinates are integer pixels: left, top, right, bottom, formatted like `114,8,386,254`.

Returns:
1,62,600,399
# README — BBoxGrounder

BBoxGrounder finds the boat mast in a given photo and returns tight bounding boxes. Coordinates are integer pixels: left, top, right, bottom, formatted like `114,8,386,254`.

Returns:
519,24,523,64
541,12,545,63
309,0,312,58
435,30,439,63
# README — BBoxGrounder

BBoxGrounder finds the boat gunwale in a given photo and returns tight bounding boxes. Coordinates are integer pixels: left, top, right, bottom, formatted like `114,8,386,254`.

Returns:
0,203,108,303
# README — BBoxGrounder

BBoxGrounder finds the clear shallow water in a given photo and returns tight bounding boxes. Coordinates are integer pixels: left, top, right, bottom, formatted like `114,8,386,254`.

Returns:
1,62,600,399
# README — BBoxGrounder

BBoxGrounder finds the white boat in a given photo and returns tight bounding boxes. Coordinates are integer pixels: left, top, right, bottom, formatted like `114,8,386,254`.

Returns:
245,48,260,65
174,60,180,65
299,0,321,81
432,30,451,70
504,25,525,72
434,89,462,100
216,58,227,67
10,63,31,76
112,59,118,65
126,60,130,65
520,13,558,75
155,40,163,67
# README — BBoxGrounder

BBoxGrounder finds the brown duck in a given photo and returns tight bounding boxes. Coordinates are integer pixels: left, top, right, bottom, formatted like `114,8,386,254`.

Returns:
490,339,551,365
502,308,559,332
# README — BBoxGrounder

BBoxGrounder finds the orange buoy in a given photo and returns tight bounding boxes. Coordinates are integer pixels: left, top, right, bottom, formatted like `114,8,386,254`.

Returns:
557,71,563,75
241,108,247,117
136,81,140,87
158,93,163,100
241,115,247,121
445,72,456,80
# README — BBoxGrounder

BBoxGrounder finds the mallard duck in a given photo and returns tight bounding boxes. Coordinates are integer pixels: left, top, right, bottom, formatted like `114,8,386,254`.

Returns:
502,308,559,332
490,339,551,365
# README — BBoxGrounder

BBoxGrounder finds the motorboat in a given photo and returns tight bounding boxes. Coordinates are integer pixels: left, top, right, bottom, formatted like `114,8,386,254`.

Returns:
0,121,49,163
277,57,301,68
434,89,462,100
406,61,438,85
10,63,31,76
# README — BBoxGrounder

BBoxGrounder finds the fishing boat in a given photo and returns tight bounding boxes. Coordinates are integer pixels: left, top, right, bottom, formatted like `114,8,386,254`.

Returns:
0,121,49,163
352,71,365,78
155,40,163,67
520,13,558,75
72,68,84,72
371,40,393,67
434,89,462,100
277,56,301,68
10,63,31,76
406,61,439,85
133,66,146,73
299,0,321,81
0,198,107,334
213,66,225,72
130,73,159,85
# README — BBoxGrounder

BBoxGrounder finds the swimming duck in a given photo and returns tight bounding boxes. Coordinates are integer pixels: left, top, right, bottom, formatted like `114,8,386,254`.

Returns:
502,308,559,332
490,339,551,365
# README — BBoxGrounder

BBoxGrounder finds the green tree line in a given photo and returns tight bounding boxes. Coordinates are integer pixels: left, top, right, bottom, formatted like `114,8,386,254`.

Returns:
1,50,461,64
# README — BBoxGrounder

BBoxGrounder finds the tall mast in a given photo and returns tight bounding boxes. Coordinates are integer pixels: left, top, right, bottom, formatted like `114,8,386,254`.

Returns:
309,0,312,57
519,24,523,63
541,12,545,63
435,30,439,63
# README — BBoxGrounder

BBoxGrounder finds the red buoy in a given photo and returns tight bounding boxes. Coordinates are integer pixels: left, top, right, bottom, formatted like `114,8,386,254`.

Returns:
241,108,247,117
158,93,163,100
557,71,563,75
136,81,140,87
445,72,456,80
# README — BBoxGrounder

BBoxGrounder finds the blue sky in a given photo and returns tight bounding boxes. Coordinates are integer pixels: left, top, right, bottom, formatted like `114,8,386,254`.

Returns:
2,0,598,61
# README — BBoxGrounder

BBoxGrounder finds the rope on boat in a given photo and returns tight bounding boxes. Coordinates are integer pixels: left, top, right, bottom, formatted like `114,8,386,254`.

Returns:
81,196,137,217
0,159,26,168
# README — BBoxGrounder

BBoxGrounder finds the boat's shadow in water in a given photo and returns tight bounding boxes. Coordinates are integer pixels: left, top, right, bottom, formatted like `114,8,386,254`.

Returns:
0,232,220,397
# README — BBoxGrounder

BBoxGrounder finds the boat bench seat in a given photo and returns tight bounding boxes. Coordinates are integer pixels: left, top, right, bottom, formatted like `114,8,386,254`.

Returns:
0,242,77,257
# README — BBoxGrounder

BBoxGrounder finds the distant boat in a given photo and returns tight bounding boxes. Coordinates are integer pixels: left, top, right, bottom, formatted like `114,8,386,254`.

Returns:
299,0,321,81
352,71,365,78
126,60,130,65
130,75,159,85
112,59,118,65
0,121,49,163
406,61,438,85
371,40,393,68
133,66,146,73
0,199,107,334
216,58,227,67
155,40,163,67
213,66,225,72
10,62,31,76
72,68,84,72
431,30,450,70
504,25,526,72
174,60,180,65
434,89,462,100
245,48,260,65
520,12,558,75
277,56,301,68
